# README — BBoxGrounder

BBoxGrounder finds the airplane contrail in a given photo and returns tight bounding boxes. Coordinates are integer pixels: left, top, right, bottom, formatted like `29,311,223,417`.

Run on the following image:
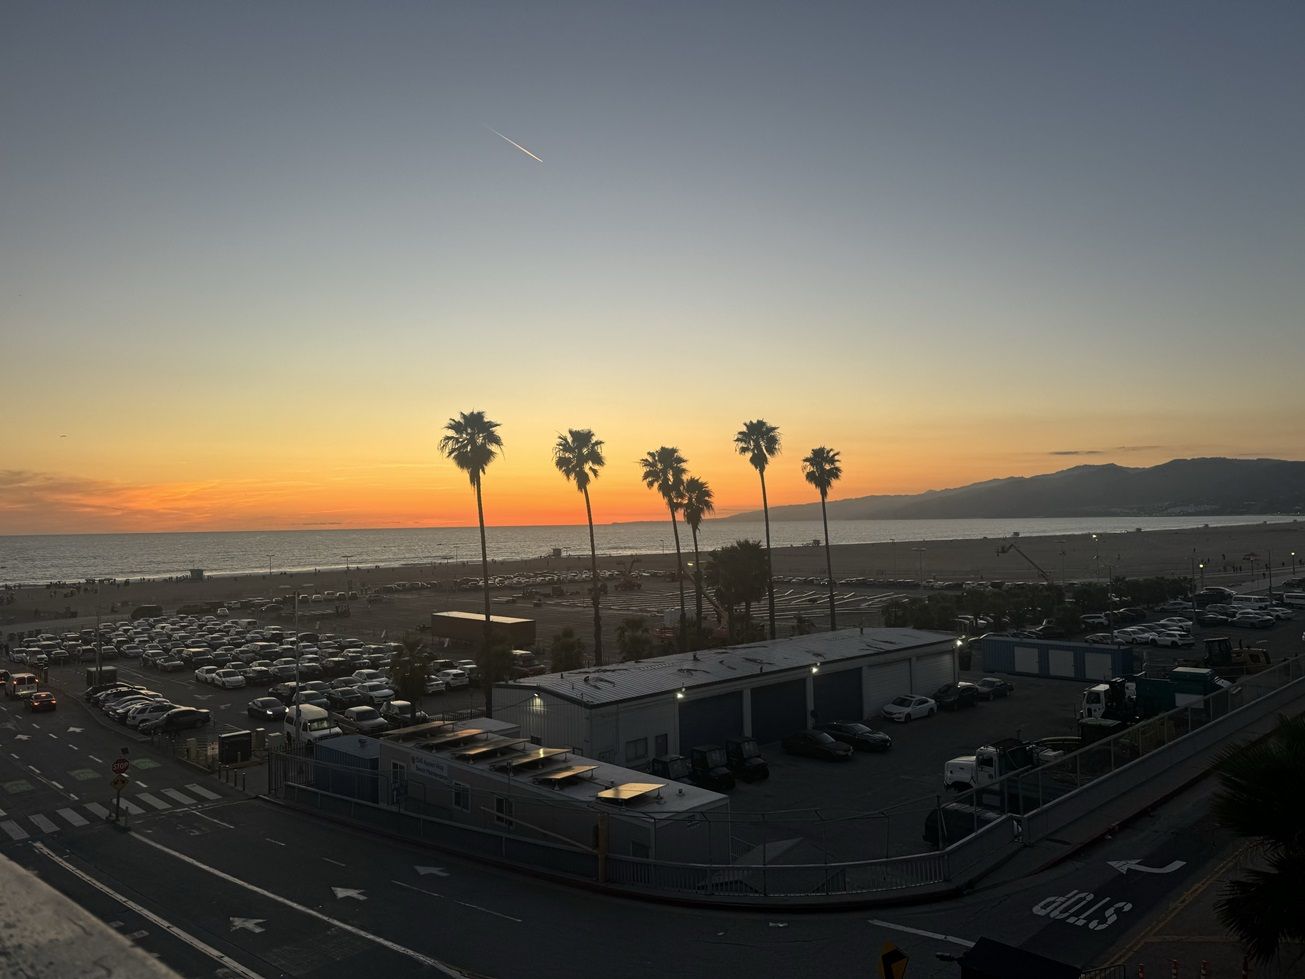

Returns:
485,125,543,163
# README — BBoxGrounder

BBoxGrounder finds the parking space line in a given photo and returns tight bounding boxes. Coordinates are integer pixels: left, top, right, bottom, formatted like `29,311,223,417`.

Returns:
137,793,170,811
185,783,220,801
56,807,89,827
1,820,28,841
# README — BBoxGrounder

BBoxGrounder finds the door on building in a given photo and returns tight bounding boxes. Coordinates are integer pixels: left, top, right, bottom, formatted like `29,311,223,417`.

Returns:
812,668,863,725
750,679,808,744
678,692,744,751
911,650,957,694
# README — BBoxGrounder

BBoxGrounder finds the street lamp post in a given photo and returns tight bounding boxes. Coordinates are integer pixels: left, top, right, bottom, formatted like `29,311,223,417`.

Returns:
912,546,926,582
342,554,355,604
1198,562,1205,590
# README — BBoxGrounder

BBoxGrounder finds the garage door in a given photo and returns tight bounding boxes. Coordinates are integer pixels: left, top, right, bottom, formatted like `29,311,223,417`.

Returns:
677,692,744,752
864,660,911,716
750,679,808,745
813,668,863,725
911,650,956,694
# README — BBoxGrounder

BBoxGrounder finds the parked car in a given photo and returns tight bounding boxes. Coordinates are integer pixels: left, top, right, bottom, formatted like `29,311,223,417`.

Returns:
437,669,469,689
194,665,220,684
424,675,448,695
325,687,368,711
140,707,212,735
932,682,980,711
28,691,57,713
246,696,287,721
126,701,176,728
881,695,937,722
212,669,247,689
357,680,395,706
336,705,389,735
974,676,1015,700
724,737,769,781
1196,611,1229,626
819,721,892,752
1232,611,1275,629
781,729,853,761
379,700,429,729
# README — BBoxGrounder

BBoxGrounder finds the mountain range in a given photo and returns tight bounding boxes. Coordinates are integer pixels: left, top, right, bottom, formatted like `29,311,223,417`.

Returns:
724,458,1305,521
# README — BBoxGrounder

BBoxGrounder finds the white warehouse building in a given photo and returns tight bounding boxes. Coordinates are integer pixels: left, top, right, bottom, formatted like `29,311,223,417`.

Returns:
492,628,958,769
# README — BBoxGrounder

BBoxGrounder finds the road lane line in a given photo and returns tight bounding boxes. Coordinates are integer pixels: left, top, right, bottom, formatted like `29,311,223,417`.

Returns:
265,838,286,846
85,802,111,818
866,919,974,948
130,834,467,977
391,880,522,922
322,857,346,867
29,814,59,834
27,765,41,774
0,807,6,818
161,788,196,806
56,807,89,827
88,755,104,764
185,783,220,801
1,820,28,841
136,780,149,789
30,842,264,979
137,793,170,810
193,810,234,829
50,781,64,791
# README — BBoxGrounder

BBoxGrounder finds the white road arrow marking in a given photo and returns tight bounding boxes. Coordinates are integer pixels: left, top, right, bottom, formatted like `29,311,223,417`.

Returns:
15,735,30,742
332,887,367,901
415,866,450,877
67,727,84,734
229,917,266,934
1108,859,1186,875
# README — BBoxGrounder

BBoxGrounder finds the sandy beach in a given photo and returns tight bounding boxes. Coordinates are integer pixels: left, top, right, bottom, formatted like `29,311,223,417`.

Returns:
5,519,1302,644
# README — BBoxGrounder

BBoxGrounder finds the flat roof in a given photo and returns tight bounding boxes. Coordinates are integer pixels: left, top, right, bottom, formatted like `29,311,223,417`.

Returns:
432,610,533,626
497,627,954,707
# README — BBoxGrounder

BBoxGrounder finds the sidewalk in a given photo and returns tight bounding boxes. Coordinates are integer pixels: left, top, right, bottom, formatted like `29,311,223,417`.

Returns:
1107,842,1305,978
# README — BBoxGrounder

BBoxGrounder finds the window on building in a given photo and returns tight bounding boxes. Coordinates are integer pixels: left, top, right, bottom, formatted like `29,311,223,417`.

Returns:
452,782,470,812
654,734,669,757
625,737,648,763
494,795,515,828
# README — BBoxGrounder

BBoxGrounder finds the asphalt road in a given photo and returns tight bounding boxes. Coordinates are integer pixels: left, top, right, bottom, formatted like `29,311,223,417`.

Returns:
1,665,1252,979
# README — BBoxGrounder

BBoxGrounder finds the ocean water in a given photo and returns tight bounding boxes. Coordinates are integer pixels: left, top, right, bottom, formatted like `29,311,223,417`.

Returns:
0,515,1296,585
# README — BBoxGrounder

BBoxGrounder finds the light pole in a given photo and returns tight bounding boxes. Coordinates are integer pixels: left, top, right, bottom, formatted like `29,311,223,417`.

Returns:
1198,562,1205,590
912,546,926,581
1292,551,1297,579
342,554,355,604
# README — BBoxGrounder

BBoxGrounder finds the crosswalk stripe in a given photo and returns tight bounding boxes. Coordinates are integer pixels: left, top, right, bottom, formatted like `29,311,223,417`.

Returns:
137,793,170,811
56,807,89,827
29,814,59,833
120,799,144,815
185,783,220,801
0,807,6,818
84,802,110,818
1,820,28,841
161,788,197,806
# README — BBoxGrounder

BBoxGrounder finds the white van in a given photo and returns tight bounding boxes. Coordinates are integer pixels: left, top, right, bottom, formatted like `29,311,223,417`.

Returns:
1280,592,1305,608
1230,594,1272,609
5,673,39,699
283,704,341,746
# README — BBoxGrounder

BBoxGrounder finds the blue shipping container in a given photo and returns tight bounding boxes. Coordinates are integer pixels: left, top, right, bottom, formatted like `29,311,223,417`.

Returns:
976,637,1135,682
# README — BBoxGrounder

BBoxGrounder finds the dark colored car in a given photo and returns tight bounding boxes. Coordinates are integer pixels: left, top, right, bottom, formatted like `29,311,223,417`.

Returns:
87,682,141,703
325,687,368,711
268,682,301,704
933,682,980,711
818,721,892,752
141,707,211,734
246,696,287,721
725,736,769,781
974,677,1014,700
28,691,57,713
781,730,853,761
241,665,273,685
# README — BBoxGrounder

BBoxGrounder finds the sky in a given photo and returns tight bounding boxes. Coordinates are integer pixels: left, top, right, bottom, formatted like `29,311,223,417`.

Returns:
2,2,1303,534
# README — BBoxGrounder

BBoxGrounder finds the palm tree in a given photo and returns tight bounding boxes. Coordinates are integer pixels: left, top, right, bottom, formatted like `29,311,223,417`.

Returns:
1211,713,1305,962
734,419,781,639
680,476,715,637
615,617,654,662
548,627,586,673
553,428,607,665
438,409,503,717
802,446,843,630
639,446,688,651
705,540,769,643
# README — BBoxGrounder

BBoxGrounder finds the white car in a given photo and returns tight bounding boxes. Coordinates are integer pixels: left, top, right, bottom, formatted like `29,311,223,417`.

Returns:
881,695,937,723
1156,617,1194,632
194,665,220,684
125,701,175,728
353,668,384,685
437,669,469,689
1147,630,1194,648
358,680,395,706
1266,606,1296,620
212,669,247,689
424,675,447,695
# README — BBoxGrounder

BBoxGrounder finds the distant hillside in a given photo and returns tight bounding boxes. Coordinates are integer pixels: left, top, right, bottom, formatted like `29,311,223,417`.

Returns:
723,458,1305,521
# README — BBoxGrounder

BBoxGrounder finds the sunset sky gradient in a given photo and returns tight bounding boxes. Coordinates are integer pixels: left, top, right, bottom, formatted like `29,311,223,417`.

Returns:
3,3,1303,534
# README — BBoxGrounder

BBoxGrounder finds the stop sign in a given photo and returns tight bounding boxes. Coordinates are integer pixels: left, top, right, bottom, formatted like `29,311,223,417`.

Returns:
111,757,130,775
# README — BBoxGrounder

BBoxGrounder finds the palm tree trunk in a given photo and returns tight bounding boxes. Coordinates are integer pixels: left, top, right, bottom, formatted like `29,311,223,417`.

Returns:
475,476,493,718
691,525,703,636
820,489,836,630
759,469,776,639
583,486,603,666
669,507,687,652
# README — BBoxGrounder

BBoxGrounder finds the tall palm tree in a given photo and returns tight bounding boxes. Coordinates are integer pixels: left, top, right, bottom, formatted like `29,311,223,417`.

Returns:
801,446,843,630
438,410,503,717
639,446,689,651
734,419,781,639
705,539,769,643
680,476,715,636
553,428,607,665
1211,713,1305,962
